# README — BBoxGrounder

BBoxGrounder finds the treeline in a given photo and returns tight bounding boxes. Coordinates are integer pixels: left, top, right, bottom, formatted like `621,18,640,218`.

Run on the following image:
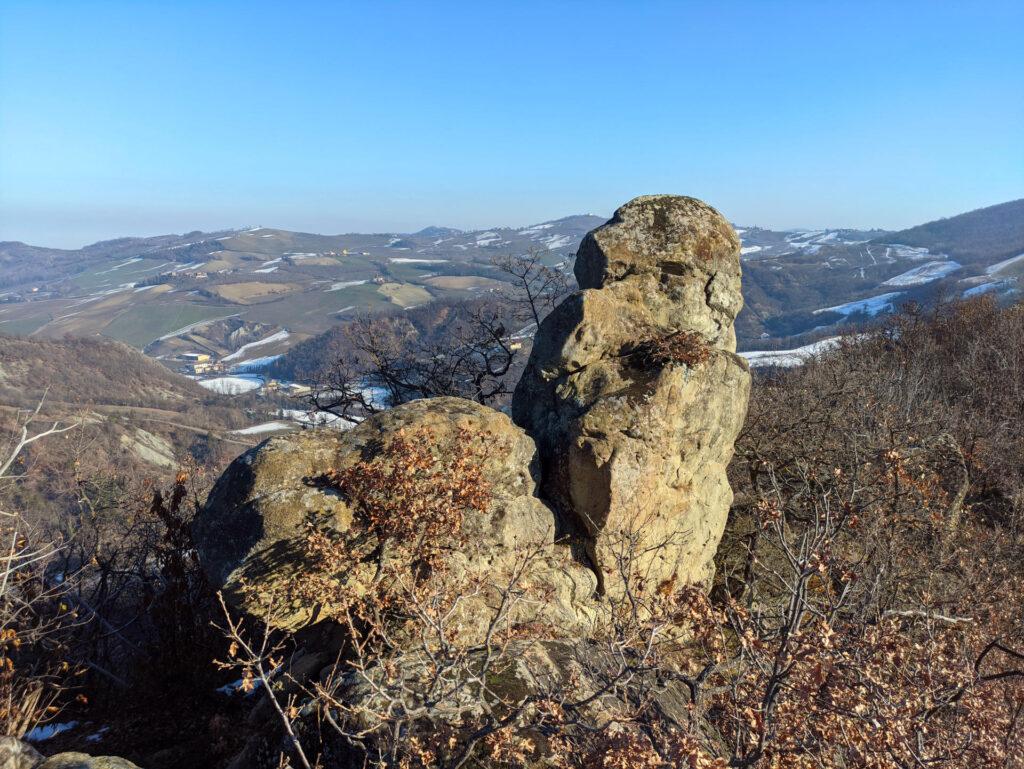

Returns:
266,296,520,383
879,197,1024,263
0,334,216,410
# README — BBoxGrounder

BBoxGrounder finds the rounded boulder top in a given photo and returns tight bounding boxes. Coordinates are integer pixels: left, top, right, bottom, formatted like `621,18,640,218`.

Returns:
575,194,740,290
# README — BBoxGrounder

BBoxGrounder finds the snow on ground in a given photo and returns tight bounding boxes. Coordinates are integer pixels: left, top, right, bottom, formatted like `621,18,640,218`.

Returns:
221,329,291,362
518,223,554,235
740,245,762,255
232,421,293,435
25,721,79,742
253,266,278,273
278,408,357,429
963,279,1017,298
133,284,158,292
476,231,500,246
196,375,263,395
327,279,368,291
96,257,143,274
740,337,843,368
985,252,1024,275
231,354,283,371
157,313,240,341
882,260,962,287
885,244,933,261
390,258,449,264
814,292,904,317
540,234,572,250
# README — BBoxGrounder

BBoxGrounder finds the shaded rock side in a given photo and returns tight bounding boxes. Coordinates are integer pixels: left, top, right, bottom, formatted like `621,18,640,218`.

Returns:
192,397,598,636
0,738,42,769
512,195,751,593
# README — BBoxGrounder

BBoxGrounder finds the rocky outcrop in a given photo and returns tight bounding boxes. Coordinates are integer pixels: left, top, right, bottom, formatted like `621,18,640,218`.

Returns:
193,397,599,636
512,195,750,594
194,194,750,632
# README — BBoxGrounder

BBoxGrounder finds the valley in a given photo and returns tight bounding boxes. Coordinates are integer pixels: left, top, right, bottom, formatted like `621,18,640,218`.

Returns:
1,199,1022,388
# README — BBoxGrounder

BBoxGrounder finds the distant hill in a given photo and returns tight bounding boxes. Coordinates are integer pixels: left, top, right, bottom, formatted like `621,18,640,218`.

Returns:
0,335,259,484
878,198,1024,265
736,199,1024,346
1,200,1021,355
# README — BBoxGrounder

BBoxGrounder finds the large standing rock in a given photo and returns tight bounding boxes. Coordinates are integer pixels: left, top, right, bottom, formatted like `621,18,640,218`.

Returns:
192,397,598,636
512,195,750,594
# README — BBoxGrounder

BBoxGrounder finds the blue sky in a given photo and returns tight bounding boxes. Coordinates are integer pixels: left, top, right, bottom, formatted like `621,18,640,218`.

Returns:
1,1,1022,248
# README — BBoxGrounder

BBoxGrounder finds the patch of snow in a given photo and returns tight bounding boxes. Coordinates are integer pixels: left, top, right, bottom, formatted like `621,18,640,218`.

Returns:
25,721,79,742
222,330,291,362
253,266,278,274
389,258,449,264
196,375,263,395
740,246,762,255
518,223,554,235
327,279,369,291
96,257,143,274
985,252,1024,275
884,244,934,261
156,313,240,341
231,354,284,371
814,292,904,317
133,284,157,293
882,260,962,287
232,421,293,435
963,279,1017,298
740,337,844,368
86,727,110,743
539,234,572,250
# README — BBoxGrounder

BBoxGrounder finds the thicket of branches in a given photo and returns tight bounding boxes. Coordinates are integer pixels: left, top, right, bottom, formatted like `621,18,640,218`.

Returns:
219,297,1024,769
1,296,1022,769
296,252,570,423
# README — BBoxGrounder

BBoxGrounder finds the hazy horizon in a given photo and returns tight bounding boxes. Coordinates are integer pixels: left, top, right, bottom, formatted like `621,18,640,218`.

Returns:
2,0,1022,248
8,196,1024,252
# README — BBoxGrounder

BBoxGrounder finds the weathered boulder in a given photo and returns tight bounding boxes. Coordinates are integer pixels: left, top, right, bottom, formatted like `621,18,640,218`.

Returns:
34,755,142,769
0,738,42,769
512,195,750,594
193,397,598,635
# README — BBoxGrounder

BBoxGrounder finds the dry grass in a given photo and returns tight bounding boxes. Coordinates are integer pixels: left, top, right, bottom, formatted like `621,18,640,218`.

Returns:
209,282,301,304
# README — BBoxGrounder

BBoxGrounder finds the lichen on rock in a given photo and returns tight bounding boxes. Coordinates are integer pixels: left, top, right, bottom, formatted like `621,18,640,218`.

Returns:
512,194,751,595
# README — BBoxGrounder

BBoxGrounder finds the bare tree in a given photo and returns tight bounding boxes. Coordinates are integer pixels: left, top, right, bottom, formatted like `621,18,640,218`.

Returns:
305,251,570,423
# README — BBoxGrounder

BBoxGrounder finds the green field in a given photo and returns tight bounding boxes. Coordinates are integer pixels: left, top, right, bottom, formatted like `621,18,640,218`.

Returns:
70,257,173,293
0,312,53,336
101,303,240,348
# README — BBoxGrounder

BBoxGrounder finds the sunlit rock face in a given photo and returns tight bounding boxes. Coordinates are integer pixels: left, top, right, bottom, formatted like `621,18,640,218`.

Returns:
512,195,751,595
